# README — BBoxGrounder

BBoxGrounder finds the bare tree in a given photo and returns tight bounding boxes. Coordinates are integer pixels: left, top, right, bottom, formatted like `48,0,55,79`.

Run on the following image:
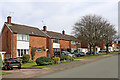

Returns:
72,14,116,55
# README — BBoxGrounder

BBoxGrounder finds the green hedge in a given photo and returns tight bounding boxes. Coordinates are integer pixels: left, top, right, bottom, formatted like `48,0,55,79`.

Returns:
36,57,53,66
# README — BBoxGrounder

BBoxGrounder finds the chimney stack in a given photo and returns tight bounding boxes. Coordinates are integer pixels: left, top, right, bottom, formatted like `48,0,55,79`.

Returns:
7,16,11,24
62,30,65,35
43,26,47,32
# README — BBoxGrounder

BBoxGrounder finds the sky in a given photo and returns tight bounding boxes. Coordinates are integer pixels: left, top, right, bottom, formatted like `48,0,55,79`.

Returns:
0,0,119,35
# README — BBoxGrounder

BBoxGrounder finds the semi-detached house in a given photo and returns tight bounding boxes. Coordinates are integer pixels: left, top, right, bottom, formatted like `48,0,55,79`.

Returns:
0,16,81,60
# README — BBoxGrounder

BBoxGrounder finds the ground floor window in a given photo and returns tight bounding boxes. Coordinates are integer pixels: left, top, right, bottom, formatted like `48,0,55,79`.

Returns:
53,48,60,53
17,49,29,57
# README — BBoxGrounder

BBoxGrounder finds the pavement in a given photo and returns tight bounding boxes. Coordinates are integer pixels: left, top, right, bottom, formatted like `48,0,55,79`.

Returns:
2,53,118,78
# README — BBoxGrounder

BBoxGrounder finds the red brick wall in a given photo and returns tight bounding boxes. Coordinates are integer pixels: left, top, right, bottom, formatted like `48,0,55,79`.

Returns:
114,42,117,49
29,35,47,60
12,34,17,58
71,42,77,49
60,40,70,49
2,25,12,58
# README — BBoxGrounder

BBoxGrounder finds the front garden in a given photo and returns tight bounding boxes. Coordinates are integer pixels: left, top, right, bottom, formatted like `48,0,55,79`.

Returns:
21,54,75,69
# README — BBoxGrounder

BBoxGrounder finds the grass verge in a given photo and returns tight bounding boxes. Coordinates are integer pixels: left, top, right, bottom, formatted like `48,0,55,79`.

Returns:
75,51,118,59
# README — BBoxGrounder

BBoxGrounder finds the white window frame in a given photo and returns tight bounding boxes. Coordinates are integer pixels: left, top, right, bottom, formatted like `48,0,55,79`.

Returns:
17,34,29,41
17,49,29,57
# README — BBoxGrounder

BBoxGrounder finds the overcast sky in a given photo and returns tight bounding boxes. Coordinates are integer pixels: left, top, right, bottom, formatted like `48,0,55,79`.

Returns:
0,0,119,35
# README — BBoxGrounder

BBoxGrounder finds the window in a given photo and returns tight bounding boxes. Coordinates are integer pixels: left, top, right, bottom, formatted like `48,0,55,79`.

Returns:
53,39,59,43
17,34,29,41
36,49,42,52
71,41,75,44
17,49,29,57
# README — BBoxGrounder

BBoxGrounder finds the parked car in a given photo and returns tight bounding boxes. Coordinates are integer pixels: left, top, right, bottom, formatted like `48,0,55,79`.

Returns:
2,58,21,70
86,51,97,55
99,49,107,53
54,51,76,58
73,51,85,57
114,49,120,52
62,51,76,58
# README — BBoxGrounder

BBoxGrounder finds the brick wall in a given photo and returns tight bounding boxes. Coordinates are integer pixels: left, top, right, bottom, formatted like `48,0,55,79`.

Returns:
29,35,47,60
71,42,77,49
2,25,12,58
60,40,70,49
12,33,17,58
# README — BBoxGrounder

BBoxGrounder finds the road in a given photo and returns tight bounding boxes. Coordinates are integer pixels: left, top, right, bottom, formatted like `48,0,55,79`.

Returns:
37,55,118,78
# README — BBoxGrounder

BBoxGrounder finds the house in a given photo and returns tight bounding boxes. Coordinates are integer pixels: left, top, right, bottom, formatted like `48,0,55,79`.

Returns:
0,16,82,60
0,16,47,60
42,26,79,58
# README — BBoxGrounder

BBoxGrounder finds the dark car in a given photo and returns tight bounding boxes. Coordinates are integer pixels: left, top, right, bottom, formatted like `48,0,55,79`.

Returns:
99,49,107,53
2,58,21,70
86,51,98,55
73,51,85,57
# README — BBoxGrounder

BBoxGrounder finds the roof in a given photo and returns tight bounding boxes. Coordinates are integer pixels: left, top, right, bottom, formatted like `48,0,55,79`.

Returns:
46,31,78,41
5,22,47,37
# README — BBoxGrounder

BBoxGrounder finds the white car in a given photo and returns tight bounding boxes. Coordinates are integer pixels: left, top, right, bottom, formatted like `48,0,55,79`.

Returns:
114,49,120,52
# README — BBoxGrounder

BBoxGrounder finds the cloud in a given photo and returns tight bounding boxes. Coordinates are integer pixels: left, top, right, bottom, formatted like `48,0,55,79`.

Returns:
0,0,118,35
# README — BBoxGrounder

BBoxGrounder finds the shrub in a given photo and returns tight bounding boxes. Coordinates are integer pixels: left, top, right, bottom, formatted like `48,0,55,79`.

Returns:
36,57,53,66
67,56,74,61
22,54,30,63
18,58,23,65
52,56,60,64
60,55,69,61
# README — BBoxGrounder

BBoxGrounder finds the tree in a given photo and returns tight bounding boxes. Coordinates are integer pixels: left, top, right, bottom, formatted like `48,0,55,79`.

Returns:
102,23,117,53
72,14,116,55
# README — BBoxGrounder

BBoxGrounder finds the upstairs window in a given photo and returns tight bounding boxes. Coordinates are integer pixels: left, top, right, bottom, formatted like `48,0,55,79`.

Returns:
71,41,76,44
53,39,59,43
17,34,29,41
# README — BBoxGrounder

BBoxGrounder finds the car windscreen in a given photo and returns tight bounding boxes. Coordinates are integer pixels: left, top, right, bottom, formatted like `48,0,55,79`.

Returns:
8,58,18,62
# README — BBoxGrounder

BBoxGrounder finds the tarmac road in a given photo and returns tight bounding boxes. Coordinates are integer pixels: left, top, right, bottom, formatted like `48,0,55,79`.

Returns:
38,55,118,78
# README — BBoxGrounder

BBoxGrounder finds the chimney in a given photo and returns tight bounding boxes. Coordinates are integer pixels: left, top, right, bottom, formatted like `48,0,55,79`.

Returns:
43,26,47,32
62,30,65,35
7,16,11,24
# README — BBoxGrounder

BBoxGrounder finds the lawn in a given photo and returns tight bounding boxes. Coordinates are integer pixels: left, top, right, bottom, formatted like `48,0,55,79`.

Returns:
21,60,77,69
75,51,118,59
0,71,12,75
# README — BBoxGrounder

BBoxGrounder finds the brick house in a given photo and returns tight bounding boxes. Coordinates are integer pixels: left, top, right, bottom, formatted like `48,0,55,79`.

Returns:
42,26,79,57
0,16,82,60
0,16,47,60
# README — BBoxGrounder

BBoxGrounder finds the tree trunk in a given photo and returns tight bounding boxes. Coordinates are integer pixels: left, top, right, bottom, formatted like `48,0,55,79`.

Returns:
106,43,109,53
90,45,92,55
93,46,96,55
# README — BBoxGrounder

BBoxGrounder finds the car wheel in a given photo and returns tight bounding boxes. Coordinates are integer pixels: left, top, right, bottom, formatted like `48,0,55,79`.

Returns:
78,55,80,57
18,67,21,69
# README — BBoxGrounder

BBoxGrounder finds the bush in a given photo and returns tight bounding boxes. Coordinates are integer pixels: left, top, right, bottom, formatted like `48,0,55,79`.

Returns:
36,57,53,66
22,54,30,63
67,56,74,61
18,58,23,65
60,55,69,61
52,56,60,64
